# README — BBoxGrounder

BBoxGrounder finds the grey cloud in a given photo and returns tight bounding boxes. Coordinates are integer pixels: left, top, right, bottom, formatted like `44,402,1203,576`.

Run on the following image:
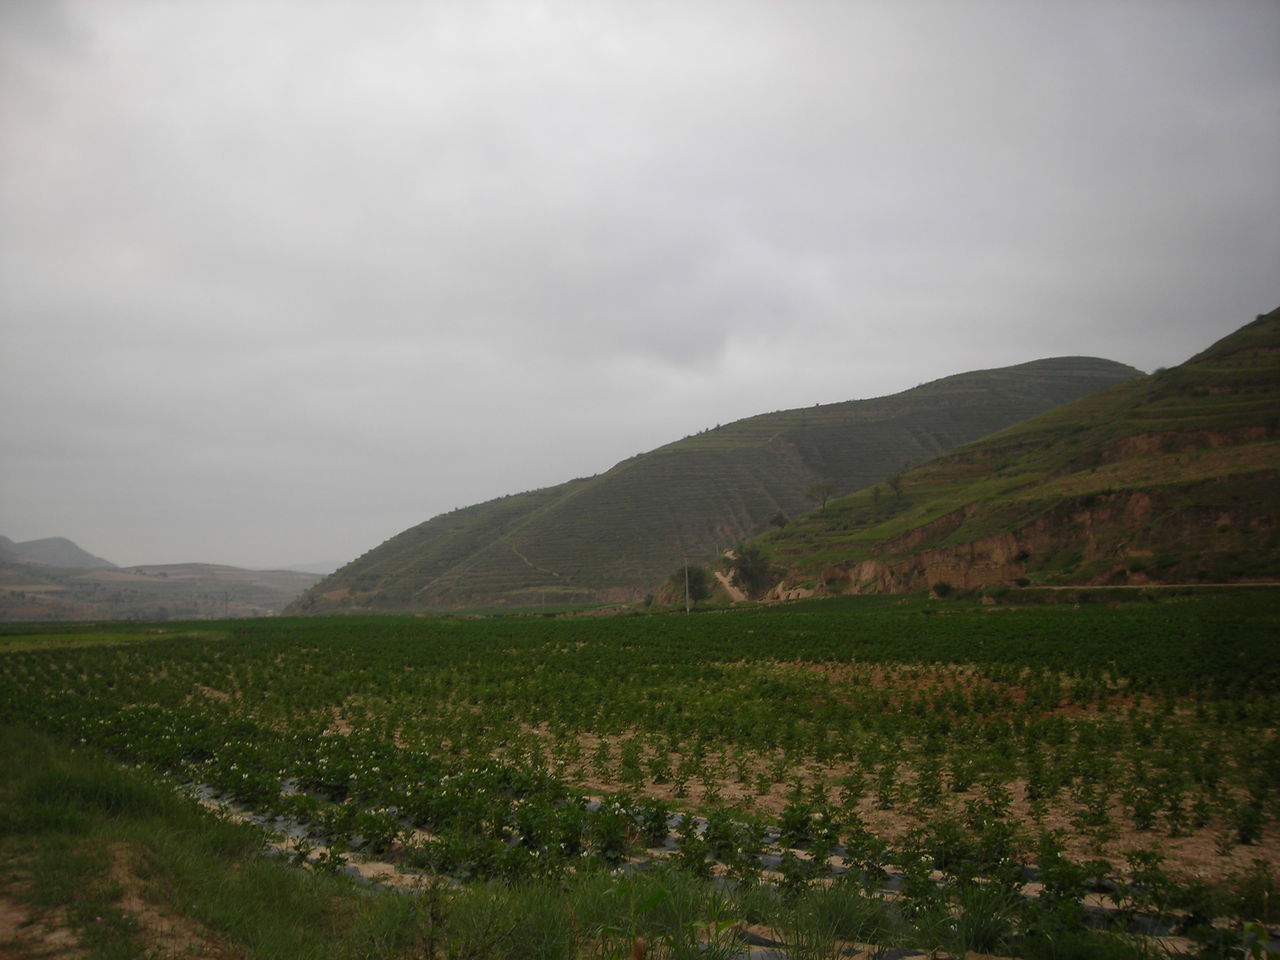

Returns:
2,0,1277,567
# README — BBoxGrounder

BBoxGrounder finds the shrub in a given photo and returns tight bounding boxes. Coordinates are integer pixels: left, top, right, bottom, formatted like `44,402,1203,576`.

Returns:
1230,859,1280,923
634,798,673,847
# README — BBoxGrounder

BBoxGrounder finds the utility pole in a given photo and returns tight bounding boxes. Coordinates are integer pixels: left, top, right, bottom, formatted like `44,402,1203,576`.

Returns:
683,554,690,616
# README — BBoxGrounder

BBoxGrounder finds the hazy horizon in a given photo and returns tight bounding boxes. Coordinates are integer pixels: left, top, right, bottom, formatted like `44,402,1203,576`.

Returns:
2,1,1277,569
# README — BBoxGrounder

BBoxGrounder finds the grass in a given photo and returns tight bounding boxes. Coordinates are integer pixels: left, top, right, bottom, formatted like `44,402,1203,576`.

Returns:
0,726,445,960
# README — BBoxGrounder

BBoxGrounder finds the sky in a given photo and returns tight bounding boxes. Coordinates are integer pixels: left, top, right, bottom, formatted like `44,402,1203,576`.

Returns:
1,1,1277,570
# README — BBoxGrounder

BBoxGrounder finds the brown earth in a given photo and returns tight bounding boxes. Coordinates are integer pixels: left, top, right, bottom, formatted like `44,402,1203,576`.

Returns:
0,896,84,960
799,482,1277,596
489,718,1277,888
105,845,238,959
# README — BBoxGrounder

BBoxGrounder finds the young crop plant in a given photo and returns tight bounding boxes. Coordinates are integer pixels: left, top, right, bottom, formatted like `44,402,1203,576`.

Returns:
1,594,1278,953
633,797,674,848
673,814,712,880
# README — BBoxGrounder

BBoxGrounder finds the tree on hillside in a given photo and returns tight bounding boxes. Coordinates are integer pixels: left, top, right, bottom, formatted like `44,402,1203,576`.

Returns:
769,511,789,529
729,545,774,600
805,481,837,513
887,463,912,496
670,565,710,606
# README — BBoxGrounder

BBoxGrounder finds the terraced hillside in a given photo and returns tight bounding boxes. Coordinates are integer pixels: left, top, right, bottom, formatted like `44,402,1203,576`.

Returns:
761,308,1280,596
292,356,1140,612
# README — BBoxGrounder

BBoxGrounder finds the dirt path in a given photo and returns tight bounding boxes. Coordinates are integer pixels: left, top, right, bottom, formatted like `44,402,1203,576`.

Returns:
714,571,747,602
0,894,85,959
504,539,563,579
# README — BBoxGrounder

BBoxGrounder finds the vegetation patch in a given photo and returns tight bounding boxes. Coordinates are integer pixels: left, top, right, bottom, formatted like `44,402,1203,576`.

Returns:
1,594,1278,957
763,310,1280,596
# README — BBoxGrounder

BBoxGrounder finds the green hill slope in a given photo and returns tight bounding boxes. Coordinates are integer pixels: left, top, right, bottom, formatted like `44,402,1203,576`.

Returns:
0,535,116,570
293,356,1140,613
759,308,1280,596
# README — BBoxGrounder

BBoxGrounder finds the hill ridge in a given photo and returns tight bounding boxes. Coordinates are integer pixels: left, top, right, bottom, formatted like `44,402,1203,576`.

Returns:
757,308,1280,597
292,354,1141,613
0,556,322,621
0,535,116,570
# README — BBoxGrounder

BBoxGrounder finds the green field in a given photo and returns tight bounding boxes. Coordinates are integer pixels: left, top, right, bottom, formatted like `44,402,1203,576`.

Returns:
2,592,1277,958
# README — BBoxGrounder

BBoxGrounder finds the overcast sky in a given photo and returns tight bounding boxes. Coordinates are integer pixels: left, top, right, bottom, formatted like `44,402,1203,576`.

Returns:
1,1,1277,570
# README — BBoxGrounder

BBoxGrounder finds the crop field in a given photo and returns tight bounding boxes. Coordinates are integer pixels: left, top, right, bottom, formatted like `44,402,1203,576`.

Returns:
2,591,1278,959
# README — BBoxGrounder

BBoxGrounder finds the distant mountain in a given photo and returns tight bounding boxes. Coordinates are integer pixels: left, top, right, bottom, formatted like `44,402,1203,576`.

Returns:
757,307,1280,596
276,560,345,576
0,535,116,570
0,559,322,621
291,355,1142,613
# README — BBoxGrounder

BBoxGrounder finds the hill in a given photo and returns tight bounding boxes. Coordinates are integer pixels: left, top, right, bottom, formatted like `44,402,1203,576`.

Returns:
0,560,322,621
757,308,1280,597
291,356,1141,613
0,535,115,569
